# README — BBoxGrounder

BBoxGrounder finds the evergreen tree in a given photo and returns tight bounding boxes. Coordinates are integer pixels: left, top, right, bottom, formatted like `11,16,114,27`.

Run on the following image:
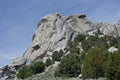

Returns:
30,61,45,74
17,66,32,79
82,47,106,79
105,52,120,80
45,58,54,67
55,53,82,77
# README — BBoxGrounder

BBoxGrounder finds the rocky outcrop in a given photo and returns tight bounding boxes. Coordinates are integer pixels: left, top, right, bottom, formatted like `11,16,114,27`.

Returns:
0,65,16,79
1,13,120,78
22,13,75,62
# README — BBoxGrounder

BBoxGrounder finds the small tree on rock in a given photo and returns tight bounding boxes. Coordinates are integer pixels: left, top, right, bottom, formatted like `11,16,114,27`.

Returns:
45,58,54,67
17,66,32,79
52,50,64,61
30,61,45,74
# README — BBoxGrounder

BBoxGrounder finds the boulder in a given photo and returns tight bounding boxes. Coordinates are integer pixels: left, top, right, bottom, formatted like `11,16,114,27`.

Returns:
108,47,118,53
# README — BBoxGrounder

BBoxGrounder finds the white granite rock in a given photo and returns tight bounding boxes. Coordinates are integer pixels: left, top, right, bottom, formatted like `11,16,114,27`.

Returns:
8,57,26,67
23,13,75,62
108,47,118,53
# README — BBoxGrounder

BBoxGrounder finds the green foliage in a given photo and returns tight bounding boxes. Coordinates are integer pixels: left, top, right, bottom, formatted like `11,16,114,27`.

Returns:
81,34,116,52
95,29,103,36
54,68,62,77
59,49,64,55
67,41,80,54
103,36,120,48
82,39,94,51
45,58,54,67
30,61,45,74
18,32,120,79
52,50,64,61
55,53,81,77
70,45,80,54
79,51,86,62
105,52,120,80
17,62,45,79
82,47,106,79
17,66,32,79
74,34,85,43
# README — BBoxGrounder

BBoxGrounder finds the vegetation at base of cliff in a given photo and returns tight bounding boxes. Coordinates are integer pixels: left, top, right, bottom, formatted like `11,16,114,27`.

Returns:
105,51,120,80
45,58,54,67
17,30,120,80
82,47,106,79
54,30,120,80
52,49,64,61
74,34,86,44
17,66,33,79
30,62,45,74
55,53,82,77
17,61,45,79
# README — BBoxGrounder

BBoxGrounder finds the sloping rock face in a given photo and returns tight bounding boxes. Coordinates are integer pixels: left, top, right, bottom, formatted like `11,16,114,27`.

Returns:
23,13,75,61
1,13,120,78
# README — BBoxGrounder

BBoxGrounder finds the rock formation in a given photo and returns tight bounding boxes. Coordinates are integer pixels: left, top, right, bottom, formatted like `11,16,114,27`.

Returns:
1,13,120,78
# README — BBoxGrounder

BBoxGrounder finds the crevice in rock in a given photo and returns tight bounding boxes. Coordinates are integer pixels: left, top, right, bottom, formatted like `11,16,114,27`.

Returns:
14,65,22,71
37,18,48,28
34,53,46,62
56,13,61,18
58,37,66,42
66,16,73,21
78,14,86,19
34,56,43,62
32,33,36,41
31,44,40,53
70,32,74,40
53,37,66,46
114,25,119,37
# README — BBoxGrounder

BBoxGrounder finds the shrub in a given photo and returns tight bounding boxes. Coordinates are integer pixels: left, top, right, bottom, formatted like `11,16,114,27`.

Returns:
54,68,62,77
69,45,80,54
82,47,106,79
52,50,64,61
82,39,94,51
108,36,118,47
55,53,82,77
95,29,103,35
74,34,85,43
17,66,32,79
30,61,45,74
105,52,120,80
67,41,80,54
59,49,64,55
45,58,54,67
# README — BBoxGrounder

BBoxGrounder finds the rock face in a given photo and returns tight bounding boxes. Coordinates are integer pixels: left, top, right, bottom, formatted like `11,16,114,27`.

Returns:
1,13,120,78
21,13,98,64
23,13,75,61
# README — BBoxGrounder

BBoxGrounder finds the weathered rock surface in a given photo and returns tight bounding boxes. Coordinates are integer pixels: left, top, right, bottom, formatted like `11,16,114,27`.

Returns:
1,13,120,78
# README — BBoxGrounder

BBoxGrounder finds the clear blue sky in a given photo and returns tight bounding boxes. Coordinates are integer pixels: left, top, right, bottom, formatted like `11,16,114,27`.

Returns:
0,0,120,67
